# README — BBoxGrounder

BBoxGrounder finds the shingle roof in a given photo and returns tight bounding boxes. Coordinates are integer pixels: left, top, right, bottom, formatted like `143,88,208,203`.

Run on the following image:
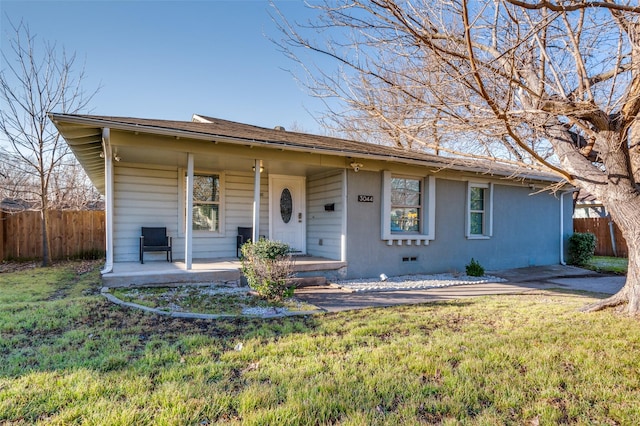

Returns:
64,113,459,164
49,113,566,194
190,113,451,163
0,198,38,212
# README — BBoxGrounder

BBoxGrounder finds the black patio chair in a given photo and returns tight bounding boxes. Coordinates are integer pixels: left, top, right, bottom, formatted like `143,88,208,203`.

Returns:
140,227,172,264
237,227,253,258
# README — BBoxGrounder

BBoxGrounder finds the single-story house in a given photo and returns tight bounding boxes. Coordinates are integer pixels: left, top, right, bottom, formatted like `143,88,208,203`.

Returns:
49,113,574,285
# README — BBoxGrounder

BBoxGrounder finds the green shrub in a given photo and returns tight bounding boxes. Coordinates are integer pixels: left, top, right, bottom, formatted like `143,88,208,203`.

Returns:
241,239,294,301
567,232,596,266
465,258,485,277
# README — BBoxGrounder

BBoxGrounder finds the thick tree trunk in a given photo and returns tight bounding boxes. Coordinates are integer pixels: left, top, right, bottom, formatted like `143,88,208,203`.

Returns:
40,189,50,267
41,208,50,267
581,193,640,314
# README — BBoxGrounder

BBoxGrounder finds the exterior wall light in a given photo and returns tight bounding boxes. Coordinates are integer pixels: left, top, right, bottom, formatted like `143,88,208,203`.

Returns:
350,162,363,172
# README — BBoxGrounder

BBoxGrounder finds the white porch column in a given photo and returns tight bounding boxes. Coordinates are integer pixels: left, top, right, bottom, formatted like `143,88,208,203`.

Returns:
185,153,194,270
341,168,348,262
101,128,114,274
252,159,262,241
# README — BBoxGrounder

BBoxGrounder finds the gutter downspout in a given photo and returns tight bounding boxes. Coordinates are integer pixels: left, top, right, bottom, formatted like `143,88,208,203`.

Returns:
560,190,577,265
101,128,114,274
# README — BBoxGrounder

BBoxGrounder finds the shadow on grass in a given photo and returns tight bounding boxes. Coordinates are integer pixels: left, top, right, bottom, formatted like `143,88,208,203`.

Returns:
542,287,614,298
0,261,611,381
2,299,326,377
0,262,324,380
6,264,640,425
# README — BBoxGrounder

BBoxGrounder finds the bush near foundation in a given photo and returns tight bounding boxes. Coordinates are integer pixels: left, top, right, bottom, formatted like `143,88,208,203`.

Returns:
568,232,596,266
241,240,294,301
465,258,485,277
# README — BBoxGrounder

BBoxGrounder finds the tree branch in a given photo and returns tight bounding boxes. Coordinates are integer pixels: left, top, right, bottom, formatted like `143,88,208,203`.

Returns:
503,0,640,13
461,0,572,180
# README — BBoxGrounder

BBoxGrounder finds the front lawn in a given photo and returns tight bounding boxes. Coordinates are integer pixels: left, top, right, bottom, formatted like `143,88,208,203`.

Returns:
1,262,640,424
584,256,628,274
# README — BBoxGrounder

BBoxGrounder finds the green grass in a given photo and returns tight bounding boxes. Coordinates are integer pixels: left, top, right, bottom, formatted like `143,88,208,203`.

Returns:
584,256,628,274
2,262,640,424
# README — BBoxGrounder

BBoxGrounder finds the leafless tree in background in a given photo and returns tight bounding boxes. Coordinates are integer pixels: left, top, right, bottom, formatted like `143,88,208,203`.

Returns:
0,21,98,265
0,146,31,202
276,1,640,314
48,156,102,210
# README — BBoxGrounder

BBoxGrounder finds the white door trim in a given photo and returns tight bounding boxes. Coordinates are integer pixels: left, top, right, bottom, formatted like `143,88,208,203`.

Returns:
268,174,306,254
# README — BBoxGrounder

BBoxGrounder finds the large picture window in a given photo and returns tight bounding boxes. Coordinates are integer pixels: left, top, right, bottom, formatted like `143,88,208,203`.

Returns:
192,174,220,232
390,177,421,233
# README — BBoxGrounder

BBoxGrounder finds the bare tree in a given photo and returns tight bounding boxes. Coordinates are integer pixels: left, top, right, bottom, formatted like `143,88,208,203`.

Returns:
277,1,640,314
0,146,32,204
48,156,102,210
0,21,97,265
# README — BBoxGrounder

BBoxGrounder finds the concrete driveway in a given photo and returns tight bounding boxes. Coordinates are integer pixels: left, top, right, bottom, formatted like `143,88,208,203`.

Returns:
294,265,626,313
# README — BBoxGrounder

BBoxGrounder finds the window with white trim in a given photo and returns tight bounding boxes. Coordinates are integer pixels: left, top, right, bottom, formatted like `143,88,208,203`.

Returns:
192,173,221,232
390,177,421,233
381,171,435,245
466,182,493,238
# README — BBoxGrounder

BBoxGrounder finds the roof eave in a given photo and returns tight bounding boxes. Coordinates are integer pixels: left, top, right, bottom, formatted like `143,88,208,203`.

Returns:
49,113,569,186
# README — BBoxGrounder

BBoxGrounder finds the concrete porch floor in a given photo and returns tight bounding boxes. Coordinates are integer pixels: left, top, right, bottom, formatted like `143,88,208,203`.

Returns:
102,257,347,287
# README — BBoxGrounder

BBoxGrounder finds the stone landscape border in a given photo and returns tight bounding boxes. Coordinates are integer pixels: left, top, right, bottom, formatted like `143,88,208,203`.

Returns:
100,286,326,319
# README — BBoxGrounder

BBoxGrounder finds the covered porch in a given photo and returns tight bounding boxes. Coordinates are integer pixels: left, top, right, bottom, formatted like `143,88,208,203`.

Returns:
102,257,347,287
97,123,349,272
50,114,355,280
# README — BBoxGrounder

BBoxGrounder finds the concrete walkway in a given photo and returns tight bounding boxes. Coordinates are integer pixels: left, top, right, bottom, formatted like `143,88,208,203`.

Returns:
102,264,626,317
294,265,626,313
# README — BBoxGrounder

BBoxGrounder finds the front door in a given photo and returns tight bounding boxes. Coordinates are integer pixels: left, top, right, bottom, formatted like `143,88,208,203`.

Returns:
269,174,306,254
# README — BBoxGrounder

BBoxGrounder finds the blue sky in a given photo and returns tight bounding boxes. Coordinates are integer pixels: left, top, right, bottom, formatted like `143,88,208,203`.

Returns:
1,1,333,134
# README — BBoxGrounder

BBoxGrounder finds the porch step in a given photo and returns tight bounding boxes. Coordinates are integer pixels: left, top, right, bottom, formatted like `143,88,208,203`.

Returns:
102,268,242,288
103,258,346,288
293,259,346,273
289,276,328,288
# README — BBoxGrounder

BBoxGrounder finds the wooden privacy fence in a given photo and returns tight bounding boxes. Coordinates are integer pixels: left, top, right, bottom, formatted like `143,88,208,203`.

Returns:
0,210,105,261
573,217,628,258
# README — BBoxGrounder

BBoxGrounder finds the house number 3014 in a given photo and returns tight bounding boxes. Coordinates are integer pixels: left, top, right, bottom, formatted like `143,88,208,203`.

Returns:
358,195,374,202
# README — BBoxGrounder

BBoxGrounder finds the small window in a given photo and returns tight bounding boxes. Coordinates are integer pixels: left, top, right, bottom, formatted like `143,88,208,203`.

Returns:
467,182,493,238
280,188,293,224
192,174,220,232
469,187,485,235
